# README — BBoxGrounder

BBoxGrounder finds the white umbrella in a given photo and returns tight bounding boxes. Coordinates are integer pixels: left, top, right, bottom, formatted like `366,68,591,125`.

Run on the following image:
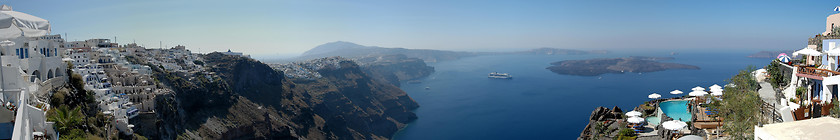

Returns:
662,120,687,130
792,47,822,57
688,90,707,97
711,91,723,96
648,93,662,99
627,116,645,124
670,90,683,94
710,88,724,92
709,84,722,90
626,111,642,117
827,49,840,56
691,86,705,91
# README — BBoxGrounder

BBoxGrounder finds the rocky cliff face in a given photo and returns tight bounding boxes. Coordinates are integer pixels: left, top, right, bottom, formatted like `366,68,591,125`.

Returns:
136,52,418,139
356,54,435,87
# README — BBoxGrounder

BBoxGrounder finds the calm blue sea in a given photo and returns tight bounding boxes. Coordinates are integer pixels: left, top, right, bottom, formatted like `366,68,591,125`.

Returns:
392,52,769,139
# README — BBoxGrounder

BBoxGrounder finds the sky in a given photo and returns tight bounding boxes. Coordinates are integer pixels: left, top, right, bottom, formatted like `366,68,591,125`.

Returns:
3,0,838,57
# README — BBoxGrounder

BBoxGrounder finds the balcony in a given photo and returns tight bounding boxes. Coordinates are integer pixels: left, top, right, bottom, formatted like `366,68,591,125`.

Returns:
796,65,840,79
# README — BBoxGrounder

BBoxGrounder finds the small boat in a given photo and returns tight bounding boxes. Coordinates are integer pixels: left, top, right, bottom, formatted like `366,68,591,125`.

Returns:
425,87,430,90
488,72,512,79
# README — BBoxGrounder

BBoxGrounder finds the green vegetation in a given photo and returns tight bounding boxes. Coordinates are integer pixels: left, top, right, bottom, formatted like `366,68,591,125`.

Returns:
831,99,840,118
766,60,789,88
796,87,807,102
709,66,763,140
616,128,636,140
44,63,111,139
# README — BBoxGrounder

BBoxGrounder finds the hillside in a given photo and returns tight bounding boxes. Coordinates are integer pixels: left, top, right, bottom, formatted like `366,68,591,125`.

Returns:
512,48,609,55
132,52,418,139
546,56,699,76
298,41,479,63
748,50,793,58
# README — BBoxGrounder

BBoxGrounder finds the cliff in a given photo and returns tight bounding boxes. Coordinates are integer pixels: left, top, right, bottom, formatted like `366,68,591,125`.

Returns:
356,54,435,87
578,106,625,140
546,57,699,76
134,52,418,139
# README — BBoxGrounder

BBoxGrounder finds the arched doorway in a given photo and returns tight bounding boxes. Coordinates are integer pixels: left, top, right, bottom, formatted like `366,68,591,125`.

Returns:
47,69,54,79
30,70,40,82
55,67,63,76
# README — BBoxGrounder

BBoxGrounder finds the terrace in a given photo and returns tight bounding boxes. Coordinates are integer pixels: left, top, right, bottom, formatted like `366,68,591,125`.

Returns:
794,65,840,80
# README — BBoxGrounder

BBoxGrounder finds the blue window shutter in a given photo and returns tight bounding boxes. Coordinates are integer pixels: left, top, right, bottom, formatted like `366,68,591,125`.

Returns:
25,49,28,58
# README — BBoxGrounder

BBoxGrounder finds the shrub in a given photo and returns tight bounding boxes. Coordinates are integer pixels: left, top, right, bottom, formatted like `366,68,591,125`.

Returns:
616,128,636,140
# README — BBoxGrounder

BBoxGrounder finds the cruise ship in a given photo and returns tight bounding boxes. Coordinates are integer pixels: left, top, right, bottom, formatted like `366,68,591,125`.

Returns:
488,72,513,79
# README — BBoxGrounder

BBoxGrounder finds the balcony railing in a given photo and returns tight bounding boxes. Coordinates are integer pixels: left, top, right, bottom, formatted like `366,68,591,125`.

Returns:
796,65,840,77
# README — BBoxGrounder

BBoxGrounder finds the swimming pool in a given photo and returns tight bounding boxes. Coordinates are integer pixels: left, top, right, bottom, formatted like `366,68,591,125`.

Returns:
659,100,692,122
645,116,660,125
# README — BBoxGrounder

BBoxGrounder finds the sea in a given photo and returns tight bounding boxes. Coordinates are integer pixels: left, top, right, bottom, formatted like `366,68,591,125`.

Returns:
392,51,769,139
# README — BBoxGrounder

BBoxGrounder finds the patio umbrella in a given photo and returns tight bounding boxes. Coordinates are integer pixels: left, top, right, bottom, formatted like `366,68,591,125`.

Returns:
626,111,642,117
792,47,822,57
709,84,722,90
691,86,705,91
648,93,661,99
827,49,840,56
777,53,788,58
777,54,791,63
662,120,687,130
627,116,645,124
688,90,708,97
710,87,724,92
670,90,683,94
711,91,723,96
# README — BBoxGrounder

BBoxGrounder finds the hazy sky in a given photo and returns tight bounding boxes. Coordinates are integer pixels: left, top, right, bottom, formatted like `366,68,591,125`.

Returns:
4,0,838,56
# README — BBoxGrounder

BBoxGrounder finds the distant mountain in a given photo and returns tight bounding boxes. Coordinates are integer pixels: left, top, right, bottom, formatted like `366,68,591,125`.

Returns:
298,41,479,63
512,48,609,55
546,56,699,76
748,50,793,58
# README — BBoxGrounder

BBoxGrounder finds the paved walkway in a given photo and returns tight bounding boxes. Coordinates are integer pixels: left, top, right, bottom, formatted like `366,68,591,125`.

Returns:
758,81,788,123
758,82,778,107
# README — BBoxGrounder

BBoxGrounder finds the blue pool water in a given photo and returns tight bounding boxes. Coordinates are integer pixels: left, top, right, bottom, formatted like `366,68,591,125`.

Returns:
646,116,661,125
393,51,768,139
660,100,692,122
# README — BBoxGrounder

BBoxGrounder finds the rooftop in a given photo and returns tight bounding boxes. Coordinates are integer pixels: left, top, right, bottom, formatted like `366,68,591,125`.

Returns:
755,117,840,140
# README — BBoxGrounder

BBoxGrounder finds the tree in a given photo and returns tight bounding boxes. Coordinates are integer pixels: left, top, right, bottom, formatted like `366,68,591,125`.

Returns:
766,61,789,88
710,66,763,139
48,105,83,135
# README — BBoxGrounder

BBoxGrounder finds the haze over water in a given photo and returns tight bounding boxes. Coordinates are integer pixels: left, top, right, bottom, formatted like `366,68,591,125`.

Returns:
393,52,768,139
